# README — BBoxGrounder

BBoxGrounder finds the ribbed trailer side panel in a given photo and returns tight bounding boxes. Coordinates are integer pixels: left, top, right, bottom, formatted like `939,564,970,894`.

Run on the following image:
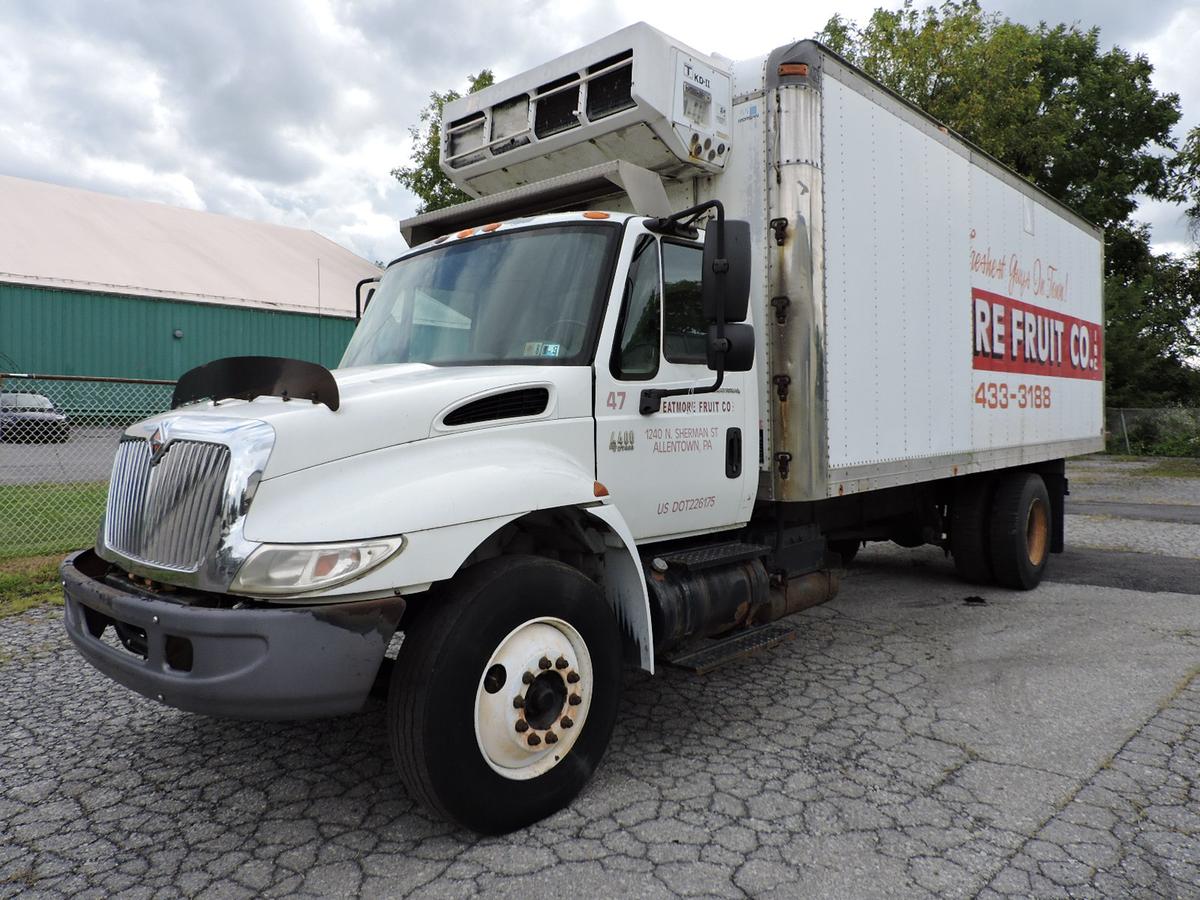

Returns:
822,71,972,470
818,61,1104,497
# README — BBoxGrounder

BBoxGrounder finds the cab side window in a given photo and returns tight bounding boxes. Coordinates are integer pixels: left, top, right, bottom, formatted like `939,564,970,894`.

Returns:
662,241,707,364
611,236,661,380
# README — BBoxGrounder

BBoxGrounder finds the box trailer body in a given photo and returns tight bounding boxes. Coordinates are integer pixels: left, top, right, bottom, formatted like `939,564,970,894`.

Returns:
61,22,1104,833
755,47,1104,502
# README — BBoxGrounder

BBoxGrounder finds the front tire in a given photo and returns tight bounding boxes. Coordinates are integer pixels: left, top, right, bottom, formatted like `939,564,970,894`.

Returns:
988,473,1051,590
387,555,622,834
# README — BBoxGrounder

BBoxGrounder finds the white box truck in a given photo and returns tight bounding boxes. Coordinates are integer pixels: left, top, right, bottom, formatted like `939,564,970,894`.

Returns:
62,23,1104,832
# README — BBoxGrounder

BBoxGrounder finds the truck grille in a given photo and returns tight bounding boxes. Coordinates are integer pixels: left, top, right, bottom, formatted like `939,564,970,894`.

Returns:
105,437,231,571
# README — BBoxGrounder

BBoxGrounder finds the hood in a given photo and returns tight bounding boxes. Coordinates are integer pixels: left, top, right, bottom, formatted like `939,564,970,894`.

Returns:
136,364,594,479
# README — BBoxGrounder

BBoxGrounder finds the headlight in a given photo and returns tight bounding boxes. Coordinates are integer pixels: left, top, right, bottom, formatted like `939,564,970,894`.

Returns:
229,537,405,595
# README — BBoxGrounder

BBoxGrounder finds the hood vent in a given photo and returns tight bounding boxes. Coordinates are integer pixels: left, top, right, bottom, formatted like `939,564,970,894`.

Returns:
443,387,550,427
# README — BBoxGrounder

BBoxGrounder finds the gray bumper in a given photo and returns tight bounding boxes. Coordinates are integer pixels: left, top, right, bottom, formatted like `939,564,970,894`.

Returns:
61,550,405,720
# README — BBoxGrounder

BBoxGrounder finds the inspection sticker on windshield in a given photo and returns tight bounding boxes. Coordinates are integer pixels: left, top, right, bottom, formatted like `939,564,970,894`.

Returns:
523,342,561,358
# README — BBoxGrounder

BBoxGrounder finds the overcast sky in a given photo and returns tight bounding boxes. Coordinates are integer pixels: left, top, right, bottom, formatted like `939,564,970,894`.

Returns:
2,1,1196,263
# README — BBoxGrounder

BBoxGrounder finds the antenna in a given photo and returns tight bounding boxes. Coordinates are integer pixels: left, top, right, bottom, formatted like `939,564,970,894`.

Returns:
316,257,323,363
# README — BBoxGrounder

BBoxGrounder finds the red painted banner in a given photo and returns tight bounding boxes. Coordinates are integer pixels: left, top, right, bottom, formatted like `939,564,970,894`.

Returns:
971,288,1102,381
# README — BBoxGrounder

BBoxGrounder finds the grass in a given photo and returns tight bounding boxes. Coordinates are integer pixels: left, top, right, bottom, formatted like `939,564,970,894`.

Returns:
1133,457,1200,478
0,482,102,625
0,554,63,619
0,481,107,560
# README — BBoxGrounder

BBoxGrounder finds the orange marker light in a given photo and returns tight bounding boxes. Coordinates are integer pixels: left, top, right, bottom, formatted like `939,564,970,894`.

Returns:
582,211,610,219
482,222,502,232
456,228,476,239
593,481,609,497
778,63,809,77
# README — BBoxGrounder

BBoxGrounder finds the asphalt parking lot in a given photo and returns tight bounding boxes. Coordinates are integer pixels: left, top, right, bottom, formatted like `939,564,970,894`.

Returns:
0,426,124,485
2,456,1198,899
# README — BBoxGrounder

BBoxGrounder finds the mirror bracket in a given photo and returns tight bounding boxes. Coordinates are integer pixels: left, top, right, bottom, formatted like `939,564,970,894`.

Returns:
355,276,381,321
639,199,741,416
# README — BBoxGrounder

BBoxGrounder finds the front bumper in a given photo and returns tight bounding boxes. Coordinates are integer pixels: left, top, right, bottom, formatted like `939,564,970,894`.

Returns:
61,550,405,720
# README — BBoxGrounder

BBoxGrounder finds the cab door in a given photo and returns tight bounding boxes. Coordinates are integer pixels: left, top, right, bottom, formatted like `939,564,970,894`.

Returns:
594,222,755,542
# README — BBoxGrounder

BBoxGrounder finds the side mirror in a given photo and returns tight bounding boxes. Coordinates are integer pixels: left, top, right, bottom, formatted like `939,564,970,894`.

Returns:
701,219,751,323
640,201,753,416
707,323,755,372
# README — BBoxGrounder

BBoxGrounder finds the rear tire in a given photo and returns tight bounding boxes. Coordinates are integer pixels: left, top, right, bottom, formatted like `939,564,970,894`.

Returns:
387,555,622,834
827,539,860,566
989,473,1051,590
951,478,993,584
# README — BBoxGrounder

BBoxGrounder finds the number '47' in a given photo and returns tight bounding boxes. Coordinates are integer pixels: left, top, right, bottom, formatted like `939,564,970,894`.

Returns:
606,391,626,410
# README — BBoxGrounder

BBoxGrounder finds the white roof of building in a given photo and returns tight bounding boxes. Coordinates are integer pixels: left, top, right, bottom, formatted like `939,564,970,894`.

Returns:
0,175,378,317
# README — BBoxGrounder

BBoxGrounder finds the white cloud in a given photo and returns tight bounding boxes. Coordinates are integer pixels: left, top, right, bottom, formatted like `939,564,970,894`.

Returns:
0,0,1196,262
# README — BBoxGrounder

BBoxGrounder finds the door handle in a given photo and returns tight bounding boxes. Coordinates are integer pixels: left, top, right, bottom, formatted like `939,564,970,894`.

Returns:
726,428,742,478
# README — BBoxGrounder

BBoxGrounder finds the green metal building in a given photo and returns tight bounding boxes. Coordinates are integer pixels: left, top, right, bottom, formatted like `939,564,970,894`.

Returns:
0,175,376,381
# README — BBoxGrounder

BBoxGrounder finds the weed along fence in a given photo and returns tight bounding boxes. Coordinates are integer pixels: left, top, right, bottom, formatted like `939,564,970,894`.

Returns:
1107,408,1200,457
0,373,174,558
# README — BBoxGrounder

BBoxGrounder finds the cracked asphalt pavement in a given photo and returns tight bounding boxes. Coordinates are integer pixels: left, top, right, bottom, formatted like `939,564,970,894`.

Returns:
2,457,1199,898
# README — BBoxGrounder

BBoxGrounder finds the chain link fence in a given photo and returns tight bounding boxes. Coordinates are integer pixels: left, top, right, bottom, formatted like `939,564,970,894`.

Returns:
3,374,1198,558
0,373,174,558
1106,408,1200,457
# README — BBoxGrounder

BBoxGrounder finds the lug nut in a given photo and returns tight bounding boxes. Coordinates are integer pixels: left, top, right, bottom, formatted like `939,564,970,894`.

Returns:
561,717,573,728
527,734,541,747
538,656,551,670
555,656,568,669
515,720,529,733
567,672,580,684
512,695,525,709
545,732,558,744
568,694,581,706
522,671,534,684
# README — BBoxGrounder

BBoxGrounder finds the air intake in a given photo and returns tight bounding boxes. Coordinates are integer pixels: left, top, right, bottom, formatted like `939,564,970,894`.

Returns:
105,437,231,571
443,388,550,426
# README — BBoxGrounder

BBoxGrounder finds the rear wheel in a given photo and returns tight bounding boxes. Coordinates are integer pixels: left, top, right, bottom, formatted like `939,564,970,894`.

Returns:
387,555,622,834
827,539,860,566
951,478,994,584
989,473,1051,590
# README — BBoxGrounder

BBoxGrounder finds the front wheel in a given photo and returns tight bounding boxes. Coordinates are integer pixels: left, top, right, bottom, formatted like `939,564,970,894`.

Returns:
387,555,622,833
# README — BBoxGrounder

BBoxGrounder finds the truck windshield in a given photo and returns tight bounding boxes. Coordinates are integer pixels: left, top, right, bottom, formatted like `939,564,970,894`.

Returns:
341,223,619,368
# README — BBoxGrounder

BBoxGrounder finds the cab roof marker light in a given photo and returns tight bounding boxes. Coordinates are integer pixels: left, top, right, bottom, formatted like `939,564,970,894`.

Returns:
583,211,610,219
482,222,503,232
456,228,476,239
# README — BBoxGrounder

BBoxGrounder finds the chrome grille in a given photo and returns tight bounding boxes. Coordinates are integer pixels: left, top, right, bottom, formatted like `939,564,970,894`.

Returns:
105,437,231,571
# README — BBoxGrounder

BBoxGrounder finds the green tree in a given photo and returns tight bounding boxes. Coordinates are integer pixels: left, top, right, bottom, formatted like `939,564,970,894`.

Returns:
818,2,1180,233
820,1,1200,406
1104,228,1200,405
393,70,494,214
1172,125,1200,239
